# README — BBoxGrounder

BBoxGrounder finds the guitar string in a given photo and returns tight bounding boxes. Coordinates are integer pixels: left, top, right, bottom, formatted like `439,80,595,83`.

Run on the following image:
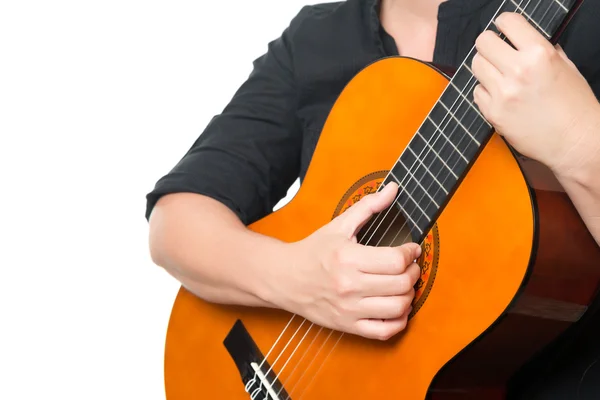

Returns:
291,0,559,398
289,0,558,397
368,0,558,251
249,0,560,397
261,62,483,397
244,316,298,394
262,0,524,392
275,326,324,397
288,0,559,396
249,320,308,399
388,0,558,249
282,64,489,400
283,66,487,399
356,0,557,252
290,68,487,400
258,38,489,396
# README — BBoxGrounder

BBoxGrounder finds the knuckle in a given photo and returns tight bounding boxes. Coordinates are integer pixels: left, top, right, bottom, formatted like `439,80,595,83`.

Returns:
333,274,355,296
532,44,555,64
395,297,409,316
390,257,405,274
398,274,414,293
331,247,347,267
502,11,520,25
499,82,519,102
395,246,411,265
477,30,495,45
400,293,413,310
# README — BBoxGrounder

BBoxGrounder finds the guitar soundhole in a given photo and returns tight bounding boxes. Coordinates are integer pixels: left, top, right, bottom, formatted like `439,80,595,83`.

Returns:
333,171,440,318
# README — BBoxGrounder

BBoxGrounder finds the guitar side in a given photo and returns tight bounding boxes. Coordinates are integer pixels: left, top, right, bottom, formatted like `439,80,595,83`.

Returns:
429,155,600,399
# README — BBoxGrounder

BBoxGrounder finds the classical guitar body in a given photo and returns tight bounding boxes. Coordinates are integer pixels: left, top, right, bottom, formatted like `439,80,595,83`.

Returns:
163,56,600,399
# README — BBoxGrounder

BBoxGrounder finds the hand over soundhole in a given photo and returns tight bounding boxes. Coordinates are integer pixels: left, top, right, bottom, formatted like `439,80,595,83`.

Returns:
268,183,422,341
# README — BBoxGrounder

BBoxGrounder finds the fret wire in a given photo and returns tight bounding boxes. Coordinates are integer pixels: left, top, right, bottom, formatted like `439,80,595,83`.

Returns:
425,115,473,164
447,80,491,126
389,171,431,224
401,141,457,200
554,0,568,12
381,181,425,235
438,78,493,146
538,4,564,33
407,138,450,195
434,102,481,146
508,0,551,38
533,0,561,30
415,127,467,176
396,160,440,208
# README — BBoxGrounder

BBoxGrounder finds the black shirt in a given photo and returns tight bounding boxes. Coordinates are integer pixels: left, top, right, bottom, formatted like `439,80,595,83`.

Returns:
146,0,600,397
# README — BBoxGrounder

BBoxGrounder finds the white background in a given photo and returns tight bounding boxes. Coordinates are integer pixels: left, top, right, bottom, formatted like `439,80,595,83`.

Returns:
0,1,317,398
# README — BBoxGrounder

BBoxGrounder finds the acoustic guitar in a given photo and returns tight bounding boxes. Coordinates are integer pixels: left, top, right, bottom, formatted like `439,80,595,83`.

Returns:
163,0,600,398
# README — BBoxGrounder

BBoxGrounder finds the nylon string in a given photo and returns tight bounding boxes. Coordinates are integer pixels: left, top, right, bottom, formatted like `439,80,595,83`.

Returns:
241,0,561,398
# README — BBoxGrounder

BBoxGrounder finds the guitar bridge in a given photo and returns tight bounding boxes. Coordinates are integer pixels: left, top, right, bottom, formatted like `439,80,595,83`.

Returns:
223,319,291,399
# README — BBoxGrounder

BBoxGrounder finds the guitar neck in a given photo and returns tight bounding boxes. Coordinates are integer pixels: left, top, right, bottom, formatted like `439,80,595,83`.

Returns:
382,0,579,243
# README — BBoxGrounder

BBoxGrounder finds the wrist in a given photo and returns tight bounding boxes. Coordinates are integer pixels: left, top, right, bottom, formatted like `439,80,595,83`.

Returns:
245,235,300,311
551,104,600,187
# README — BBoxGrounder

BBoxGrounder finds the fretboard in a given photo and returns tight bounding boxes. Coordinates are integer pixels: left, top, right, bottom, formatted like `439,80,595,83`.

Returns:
383,0,577,243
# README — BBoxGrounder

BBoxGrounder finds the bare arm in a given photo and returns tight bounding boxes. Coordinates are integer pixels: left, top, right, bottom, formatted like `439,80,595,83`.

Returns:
553,120,600,245
148,192,287,308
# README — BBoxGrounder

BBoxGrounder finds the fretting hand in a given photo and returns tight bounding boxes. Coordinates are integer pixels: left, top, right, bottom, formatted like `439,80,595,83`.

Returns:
472,12,600,177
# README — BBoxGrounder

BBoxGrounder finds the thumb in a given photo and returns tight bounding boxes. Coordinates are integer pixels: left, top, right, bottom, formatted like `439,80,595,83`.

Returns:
334,182,399,238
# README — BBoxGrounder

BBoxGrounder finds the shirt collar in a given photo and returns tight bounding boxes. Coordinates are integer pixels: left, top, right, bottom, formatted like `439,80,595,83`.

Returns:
365,0,500,57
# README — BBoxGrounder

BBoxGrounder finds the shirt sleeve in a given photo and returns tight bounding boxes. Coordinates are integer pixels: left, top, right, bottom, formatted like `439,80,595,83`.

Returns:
145,12,306,225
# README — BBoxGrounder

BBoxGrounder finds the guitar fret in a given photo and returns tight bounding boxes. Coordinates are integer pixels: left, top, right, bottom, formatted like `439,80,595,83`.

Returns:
411,132,460,182
389,171,431,223
381,179,425,235
376,181,425,237
508,0,551,38
396,204,423,235
396,147,450,209
408,127,467,190
536,1,570,33
434,102,481,146
554,0,568,12
388,164,438,219
407,139,450,195
397,161,440,208
425,116,471,165
447,80,491,127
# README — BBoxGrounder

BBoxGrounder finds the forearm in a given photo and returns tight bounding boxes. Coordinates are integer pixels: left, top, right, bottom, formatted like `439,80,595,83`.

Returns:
148,193,288,308
556,168,600,246
553,117,600,245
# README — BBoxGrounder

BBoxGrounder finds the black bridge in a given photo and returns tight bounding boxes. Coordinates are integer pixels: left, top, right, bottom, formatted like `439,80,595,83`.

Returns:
224,319,292,400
